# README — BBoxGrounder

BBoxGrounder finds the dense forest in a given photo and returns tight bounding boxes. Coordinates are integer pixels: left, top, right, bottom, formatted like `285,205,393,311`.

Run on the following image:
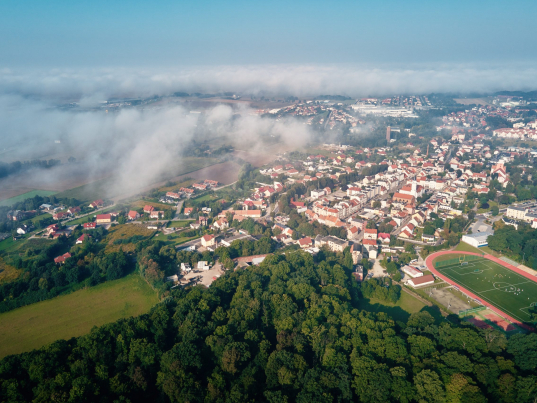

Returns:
1,251,537,402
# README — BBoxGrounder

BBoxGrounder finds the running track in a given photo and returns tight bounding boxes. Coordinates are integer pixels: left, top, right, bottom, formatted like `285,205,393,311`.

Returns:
425,251,535,330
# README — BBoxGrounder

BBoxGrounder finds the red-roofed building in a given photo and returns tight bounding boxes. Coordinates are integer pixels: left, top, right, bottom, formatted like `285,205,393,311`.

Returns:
89,199,104,209
96,214,111,224
143,205,155,214
76,234,91,244
298,237,313,248
83,222,96,230
364,228,378,240
128,211,140,220
201,234,216,247
54,252,72,264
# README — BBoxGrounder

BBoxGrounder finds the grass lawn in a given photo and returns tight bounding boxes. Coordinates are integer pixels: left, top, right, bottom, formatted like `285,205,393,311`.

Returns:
23,212,52,225
130,200,175,211
358,292,427,322
0,274,158,359
66,215,93,226
168,220,191,228
0,190,57,207
454,242,485,254
434,255,537,323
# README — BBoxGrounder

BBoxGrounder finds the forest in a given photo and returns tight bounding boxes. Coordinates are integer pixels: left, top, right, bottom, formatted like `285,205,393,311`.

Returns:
1,250,536,402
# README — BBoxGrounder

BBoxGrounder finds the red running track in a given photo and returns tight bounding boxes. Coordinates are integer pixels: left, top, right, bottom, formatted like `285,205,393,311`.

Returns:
425,250,535,331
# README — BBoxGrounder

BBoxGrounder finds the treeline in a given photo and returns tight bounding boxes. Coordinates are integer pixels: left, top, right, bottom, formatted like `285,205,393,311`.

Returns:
0,159,61,180
0,227,133,313
487,224,537,269
361,277,401,303
2,251,537,401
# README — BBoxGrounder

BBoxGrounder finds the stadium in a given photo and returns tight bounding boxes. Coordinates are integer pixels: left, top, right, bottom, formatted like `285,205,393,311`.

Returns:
426,251,537,328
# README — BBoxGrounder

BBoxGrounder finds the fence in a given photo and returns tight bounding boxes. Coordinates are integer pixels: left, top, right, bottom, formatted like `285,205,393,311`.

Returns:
458,306,486,317
435,254,483,268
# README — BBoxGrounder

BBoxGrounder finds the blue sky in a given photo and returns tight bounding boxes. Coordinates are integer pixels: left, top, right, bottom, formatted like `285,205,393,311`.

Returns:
1,0,536,67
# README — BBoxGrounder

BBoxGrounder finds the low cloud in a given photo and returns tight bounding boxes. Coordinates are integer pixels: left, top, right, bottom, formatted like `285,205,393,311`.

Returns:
1,63,537,101
0,95,313,200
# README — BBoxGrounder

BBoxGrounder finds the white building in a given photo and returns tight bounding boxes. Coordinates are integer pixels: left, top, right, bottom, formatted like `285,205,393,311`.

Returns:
408,274,435,288
461,231,494,248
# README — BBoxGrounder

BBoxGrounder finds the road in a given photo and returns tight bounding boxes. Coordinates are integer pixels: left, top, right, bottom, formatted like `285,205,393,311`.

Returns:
174,201,184,219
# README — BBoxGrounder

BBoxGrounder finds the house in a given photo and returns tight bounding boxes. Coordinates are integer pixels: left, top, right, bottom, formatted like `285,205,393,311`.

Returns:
362,239,378,259
201,234,216,247
378,233,391,243
89,199,104,209
364,228,378,240
298,237,313,248
150,210,164,219
315,235,349,252
127,210,140,220
54,252,72,264
408,274,435,288
96,214,111,224
83,222,97,230
143,205,155,214
76,234,91,244
53,212,69,220
212,217,229,230
184,207,194,216
67,206,81,215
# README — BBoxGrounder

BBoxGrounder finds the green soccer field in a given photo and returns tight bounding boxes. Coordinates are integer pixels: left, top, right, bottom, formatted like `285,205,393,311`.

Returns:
435,257,537,323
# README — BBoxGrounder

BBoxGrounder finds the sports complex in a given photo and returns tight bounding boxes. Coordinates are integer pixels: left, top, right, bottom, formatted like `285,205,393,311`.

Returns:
425,251,537,327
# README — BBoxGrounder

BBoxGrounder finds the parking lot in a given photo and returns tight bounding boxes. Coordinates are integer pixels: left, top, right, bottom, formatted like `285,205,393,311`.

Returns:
179,263,225,287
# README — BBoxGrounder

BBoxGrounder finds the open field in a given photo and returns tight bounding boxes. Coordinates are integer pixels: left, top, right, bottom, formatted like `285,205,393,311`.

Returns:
0,190,57,206
0,257,21,283
0,274,158,358
357,292,427,322
54,176,117,202
431,254,537,324
0,237,52,255
104,224,156,253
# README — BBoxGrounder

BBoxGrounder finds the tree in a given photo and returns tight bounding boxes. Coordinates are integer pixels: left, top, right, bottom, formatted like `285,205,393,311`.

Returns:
491,205,499,216
414,370,446,403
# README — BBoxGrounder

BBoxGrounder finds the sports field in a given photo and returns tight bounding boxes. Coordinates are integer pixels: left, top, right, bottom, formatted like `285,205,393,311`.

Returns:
433,256,537,323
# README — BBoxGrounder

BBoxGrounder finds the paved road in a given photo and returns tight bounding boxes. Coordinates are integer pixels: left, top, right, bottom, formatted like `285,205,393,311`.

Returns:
174,200,184,219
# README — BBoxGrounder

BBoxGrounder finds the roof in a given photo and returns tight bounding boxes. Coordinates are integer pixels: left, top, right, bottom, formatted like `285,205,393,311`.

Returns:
410,274,435,286
364,228,377,234
96,214,111,220
202,234,215,242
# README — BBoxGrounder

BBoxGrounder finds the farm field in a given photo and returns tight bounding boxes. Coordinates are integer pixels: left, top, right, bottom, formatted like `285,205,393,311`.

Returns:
168,220,191,228
0,274,158,359
433,255,537,323
0,190,57,207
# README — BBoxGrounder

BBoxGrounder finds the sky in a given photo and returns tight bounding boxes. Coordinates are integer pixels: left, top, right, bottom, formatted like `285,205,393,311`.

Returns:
1,0,537,67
